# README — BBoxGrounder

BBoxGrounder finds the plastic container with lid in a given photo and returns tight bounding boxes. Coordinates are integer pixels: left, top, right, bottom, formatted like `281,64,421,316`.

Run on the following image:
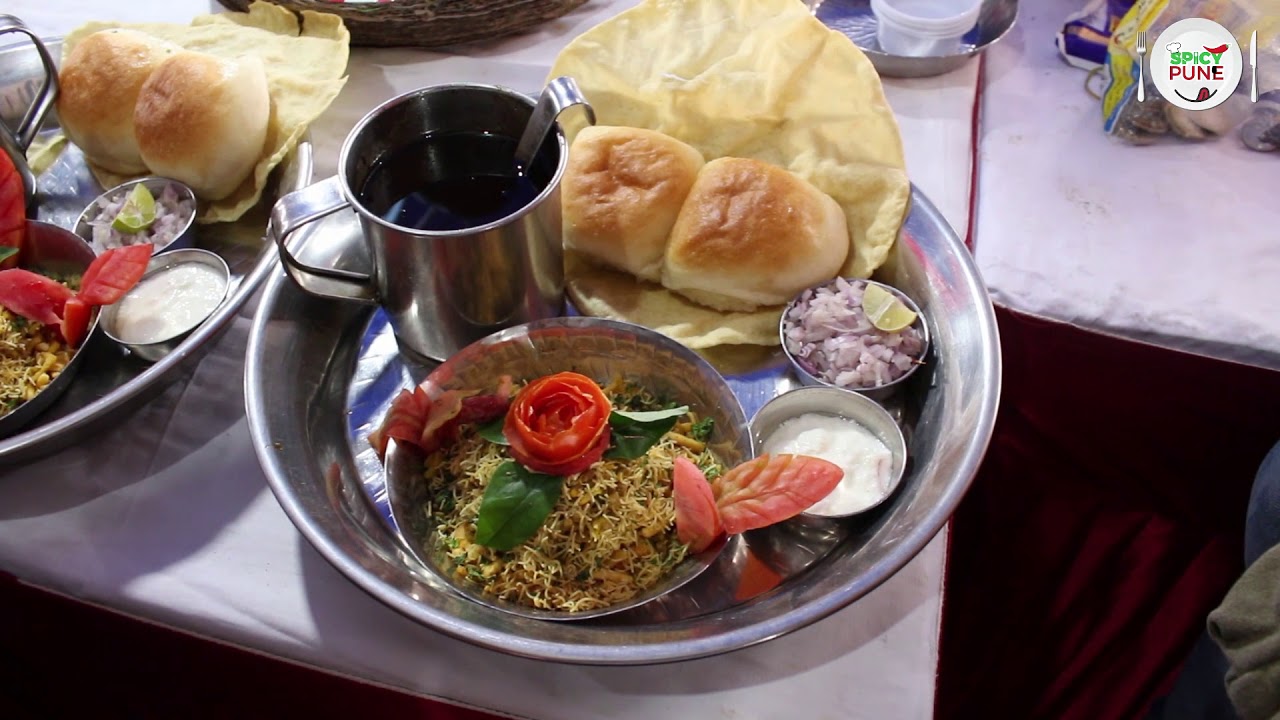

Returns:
870,0,982,57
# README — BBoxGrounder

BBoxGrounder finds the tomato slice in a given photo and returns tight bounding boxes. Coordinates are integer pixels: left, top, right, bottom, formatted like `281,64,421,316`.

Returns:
672,457,723,553
0,151,24,269
418,389,466,454
77,244,153,306
714,454,844,535
59,296,91,348
0,268,73,325
368,386,433,460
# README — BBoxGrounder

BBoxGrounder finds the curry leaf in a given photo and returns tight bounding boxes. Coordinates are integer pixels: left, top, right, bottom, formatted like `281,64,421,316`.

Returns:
474,462,562,551
477,416,508,445
605,406,689,460
0,247,17,264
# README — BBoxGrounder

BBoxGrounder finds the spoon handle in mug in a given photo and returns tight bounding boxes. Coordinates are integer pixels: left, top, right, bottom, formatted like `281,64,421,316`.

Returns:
513,76,596,172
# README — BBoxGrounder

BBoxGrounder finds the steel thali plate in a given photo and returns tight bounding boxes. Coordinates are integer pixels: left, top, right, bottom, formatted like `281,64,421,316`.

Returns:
0,37,314,464
245,185,1001,664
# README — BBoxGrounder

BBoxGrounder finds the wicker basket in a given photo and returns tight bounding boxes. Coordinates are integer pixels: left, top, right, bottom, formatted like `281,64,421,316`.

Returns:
217,0,590,48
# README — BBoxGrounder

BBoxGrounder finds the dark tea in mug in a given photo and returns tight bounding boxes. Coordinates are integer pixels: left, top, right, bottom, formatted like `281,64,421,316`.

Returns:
358,131,554,232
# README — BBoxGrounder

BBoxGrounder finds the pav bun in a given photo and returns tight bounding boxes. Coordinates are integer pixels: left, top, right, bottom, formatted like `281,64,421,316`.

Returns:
57,29,179,175
661,157,849,312
134,51,270,201
562,126,705,282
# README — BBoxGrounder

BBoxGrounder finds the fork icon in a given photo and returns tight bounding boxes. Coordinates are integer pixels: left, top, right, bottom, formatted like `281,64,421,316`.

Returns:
1137,30,1148,102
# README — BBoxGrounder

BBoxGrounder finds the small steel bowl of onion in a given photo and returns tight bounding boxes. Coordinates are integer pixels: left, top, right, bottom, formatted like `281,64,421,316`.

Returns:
780,277,930,401
74,177,198,255
751,386,907,520
99,249,231,363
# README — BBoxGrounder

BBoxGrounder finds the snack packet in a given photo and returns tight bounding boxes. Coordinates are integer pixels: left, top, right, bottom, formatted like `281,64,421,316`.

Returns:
1101,0,1280,150
1056,0,1139,70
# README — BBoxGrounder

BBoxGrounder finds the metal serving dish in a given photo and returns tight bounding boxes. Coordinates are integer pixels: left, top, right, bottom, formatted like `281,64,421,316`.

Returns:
99,249,232,363
751,386,908,520
812,0,1017,78
0,35,313,463
73,176,199,255
383,317,750,622
245,185,1000,664
0,221,99,437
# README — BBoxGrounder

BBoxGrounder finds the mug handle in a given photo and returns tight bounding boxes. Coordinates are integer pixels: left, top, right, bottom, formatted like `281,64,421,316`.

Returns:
0,16,57,151
0,16,58,213
268,175,378,303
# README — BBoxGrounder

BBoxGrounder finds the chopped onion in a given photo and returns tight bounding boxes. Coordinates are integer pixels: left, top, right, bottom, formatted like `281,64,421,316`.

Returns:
87,183,194,251
783,278,925,390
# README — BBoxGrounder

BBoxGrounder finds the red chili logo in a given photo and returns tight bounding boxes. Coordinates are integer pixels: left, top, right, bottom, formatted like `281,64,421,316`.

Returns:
1202,44,1229,54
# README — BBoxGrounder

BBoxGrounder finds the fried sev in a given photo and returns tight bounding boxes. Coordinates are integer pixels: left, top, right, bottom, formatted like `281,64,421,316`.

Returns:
0,309,72,416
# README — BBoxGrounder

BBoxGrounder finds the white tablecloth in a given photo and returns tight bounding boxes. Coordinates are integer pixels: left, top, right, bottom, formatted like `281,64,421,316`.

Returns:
0,2,980,718
975,0,1280,370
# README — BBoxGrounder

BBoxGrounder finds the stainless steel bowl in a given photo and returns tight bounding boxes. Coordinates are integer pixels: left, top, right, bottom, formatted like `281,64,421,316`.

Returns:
0,220,99,438
382,316,752,622
99,249,230,363
73,177,198,255
750,386,907,519
780,278,930,401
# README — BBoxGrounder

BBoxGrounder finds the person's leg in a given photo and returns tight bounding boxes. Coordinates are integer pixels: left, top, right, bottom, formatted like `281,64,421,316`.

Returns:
1153,633,1237,719
1149,440,1280,719
1244,442,1280,569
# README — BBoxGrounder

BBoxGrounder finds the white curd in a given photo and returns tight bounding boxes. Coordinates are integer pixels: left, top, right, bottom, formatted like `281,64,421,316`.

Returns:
113,262,227,344
761,412,895,516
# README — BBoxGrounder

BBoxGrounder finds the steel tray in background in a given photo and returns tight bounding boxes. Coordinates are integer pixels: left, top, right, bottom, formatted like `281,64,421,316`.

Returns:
0,36,314,464
813,0,1018,78
245,185,1000,665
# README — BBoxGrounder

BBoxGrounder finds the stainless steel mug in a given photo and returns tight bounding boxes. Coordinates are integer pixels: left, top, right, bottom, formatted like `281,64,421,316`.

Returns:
0,15,59,213
269,80,589,362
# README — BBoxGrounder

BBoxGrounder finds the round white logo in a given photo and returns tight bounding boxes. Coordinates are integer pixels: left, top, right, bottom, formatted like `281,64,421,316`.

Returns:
1150,18,1242,110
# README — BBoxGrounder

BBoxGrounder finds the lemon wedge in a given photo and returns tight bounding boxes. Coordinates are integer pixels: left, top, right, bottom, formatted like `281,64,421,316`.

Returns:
112,183,157,234
862,283,918,332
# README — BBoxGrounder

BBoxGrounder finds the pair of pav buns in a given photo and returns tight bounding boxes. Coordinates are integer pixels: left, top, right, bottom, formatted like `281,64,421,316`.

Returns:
562,126,849,312
57,28,271,201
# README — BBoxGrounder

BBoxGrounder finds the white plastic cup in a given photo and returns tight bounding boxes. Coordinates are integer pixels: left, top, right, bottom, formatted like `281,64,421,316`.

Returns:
870,0,982,57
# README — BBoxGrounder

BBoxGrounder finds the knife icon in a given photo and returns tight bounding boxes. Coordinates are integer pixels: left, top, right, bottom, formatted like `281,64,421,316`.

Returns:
1251,30,1258,103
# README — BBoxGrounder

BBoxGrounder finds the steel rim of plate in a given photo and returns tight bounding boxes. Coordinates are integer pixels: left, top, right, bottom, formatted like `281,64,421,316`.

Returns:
0,36,314,460
245,184,1002,665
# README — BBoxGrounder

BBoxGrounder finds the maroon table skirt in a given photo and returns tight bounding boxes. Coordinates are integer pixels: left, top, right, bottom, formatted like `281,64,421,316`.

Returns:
937,306,1280,719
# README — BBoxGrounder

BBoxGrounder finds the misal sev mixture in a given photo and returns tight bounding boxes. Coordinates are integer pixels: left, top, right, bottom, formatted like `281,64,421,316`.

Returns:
0,310,72,415
408,378,723,613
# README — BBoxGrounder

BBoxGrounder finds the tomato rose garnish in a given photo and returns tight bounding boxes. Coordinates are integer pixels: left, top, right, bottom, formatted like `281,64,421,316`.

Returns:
503,371,612,476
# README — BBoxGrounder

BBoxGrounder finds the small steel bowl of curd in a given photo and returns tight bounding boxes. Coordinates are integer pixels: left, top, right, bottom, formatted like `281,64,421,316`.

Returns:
750,386,907,519
100,249,231,362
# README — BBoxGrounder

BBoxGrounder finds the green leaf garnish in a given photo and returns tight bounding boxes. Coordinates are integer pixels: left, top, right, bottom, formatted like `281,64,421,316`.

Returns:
477,416,508,445
0,247,17,264
473,461,563,551
604,405,689,460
